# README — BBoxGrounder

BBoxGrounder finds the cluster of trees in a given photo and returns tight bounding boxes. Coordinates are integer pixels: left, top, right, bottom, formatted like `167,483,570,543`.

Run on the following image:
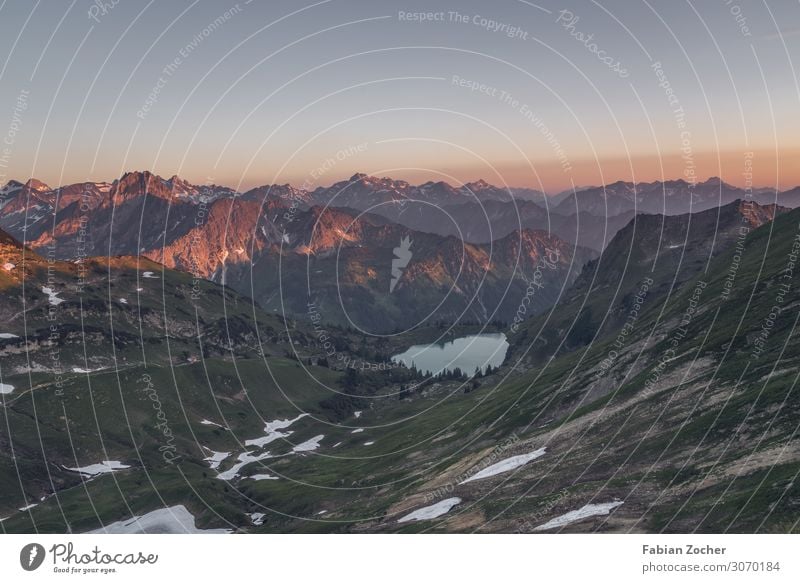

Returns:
429,319,508,329
432,367,469,381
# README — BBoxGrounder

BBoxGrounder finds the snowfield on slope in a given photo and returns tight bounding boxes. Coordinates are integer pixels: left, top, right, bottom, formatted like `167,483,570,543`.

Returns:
249,512,265,526
216,451,273,481
72,367,105,374
461,447,547,484
249,473,279,481
533,501,624,531
205,414,323,479
65,460,130,477
42,287,65,305
293,435,324,452
203,450,231,470
87,505,231,534
398,497,462,523
245,413,309,448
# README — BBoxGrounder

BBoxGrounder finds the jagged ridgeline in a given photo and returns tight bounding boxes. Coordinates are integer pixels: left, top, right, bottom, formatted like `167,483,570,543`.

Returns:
1,172,600,332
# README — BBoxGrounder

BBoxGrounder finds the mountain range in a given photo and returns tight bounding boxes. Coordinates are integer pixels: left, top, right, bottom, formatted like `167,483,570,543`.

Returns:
1,171,799,534
1,171,600,332
3,172,798,252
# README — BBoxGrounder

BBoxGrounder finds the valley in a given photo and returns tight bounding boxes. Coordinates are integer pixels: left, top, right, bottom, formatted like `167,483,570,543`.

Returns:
1,172,799,534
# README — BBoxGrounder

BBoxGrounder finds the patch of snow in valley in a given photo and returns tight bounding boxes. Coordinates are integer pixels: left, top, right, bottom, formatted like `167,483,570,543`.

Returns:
0,383,15,395
293,435,324,452
87,504,231,534
0,333,19,339
364,441,375,446
245,413,309,448
2,262,14,271
354,411,362,418
207,416,325,480
141,271,159,279
72,367,105,374
119,298,128,304
249,473,279,481
203,450,231,470
533,501,624,531
461,447,547,484
351,428,364,434
398,497,461,523
19,503,38,512
65,460,130,477
42,287,64,305
216,451,273,481
249,512,265,526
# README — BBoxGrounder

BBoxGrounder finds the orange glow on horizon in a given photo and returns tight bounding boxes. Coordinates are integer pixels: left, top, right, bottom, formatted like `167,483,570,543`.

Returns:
230,148,800,194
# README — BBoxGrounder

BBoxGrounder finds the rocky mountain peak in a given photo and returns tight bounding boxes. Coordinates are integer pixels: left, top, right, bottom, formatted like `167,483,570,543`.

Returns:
24,178,51,192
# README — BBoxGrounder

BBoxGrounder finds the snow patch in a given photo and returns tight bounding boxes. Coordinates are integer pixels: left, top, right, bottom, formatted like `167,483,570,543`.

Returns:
2,262,15,271
249,473,279,481
65,460,130,477
216,451,273,481
203,450,231,470
293,435,324,453
250,512,265,526
0,333,19,339
461,447,547,484
351,428,364,434
72,366,104,374
245,413,309,448
533,501,624,531
86,505,231,534
398,497,461,523
42,287,64,305
141,271,159,279
0,383,15,395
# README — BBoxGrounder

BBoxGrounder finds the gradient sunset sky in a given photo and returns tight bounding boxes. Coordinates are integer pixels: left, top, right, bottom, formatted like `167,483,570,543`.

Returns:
1,0,798,194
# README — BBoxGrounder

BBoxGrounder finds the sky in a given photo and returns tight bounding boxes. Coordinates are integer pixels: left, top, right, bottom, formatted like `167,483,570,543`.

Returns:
0,0,798,194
